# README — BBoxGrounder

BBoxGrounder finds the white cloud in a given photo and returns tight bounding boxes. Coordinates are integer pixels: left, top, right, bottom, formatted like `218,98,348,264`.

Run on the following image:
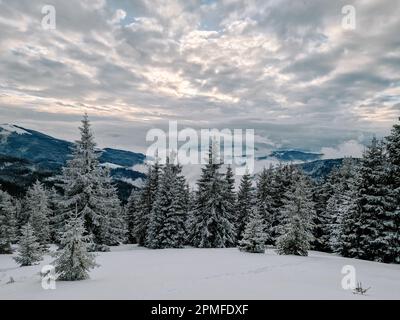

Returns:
321,140,365,159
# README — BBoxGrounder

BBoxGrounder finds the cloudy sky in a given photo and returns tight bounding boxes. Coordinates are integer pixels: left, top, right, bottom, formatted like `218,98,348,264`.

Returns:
0,0,399,157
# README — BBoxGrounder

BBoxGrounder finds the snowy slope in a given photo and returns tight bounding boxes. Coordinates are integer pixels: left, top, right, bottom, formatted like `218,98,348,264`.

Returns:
1,246,399,300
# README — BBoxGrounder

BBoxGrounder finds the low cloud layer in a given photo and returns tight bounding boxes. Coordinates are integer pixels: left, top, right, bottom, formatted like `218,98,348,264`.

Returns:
0,0,399,156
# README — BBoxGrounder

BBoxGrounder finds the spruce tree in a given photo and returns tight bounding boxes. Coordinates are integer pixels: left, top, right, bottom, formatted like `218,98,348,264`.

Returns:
56,113,104,245
125,189,141,244
56,114,123,251
0,190,17,254
146,158,187,249
326,158,358,254
25,181,51,246
222,166,237,247
188,142,235,248
349,138,388,261
134,160,161,246
276,173,315,256
238,209,266,253
256,166,274,245
268,164,296,243
384,118,400,263
236,171,255,241
96,168,125,246
53,212,97,281
14,223,43,266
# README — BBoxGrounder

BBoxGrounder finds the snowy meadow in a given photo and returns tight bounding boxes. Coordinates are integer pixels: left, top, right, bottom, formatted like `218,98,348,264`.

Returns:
1,245,400,300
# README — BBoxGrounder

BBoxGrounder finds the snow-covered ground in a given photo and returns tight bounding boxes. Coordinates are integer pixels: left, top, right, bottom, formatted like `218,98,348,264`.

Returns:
0,245,399,300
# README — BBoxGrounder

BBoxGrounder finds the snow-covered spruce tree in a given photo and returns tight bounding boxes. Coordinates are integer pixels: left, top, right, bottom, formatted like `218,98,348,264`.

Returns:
56,114,123,251
384,118,400,263
125,189,141,244
256,166,275,245
236,170,255,241
188,142,236,248
25,181,51,246
311,178,335,252
0,190,17,254
95,168,126,246
238,209,266,253
14,223,43,266
53,212,97,281
268,164,296,243
338,173,362,259
222,165,238,247
345,138,388,262
146,158,187,249
56,113,103,247
276,173,315,256
134,160,161,246
326,158,359,254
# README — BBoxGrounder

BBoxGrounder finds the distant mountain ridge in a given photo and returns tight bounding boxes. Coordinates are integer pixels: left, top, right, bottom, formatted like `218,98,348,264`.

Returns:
0,124,347,200
0,124,146,200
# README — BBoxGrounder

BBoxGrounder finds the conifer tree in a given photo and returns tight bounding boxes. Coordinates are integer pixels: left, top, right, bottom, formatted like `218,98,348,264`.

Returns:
256,166,274,245
276,173,315,256
188,142,235,248
384,118,400,263
236,171,255,241
96,168,126,246
348,138,388,261
326,158,358,254
311,170,338,252
53,211,97,281
14,223,43,266
125,189,141,244
134,160,161,246
25,181,51,246
238,209,266,253
56,114,104,244
146,158,187,249
0,190,17,254
56,114,123,251
222,165,237,247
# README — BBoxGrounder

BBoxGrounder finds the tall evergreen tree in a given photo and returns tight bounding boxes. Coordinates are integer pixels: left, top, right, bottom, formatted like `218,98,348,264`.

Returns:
268,164,296,243
276,173,315,256
53,212,98,281
0,190,17,254
311,178,334,252
236,170,255,241
326,158,358,254
56,114,104,245
188,142,235,248
25,181,51,246
56,114,123,250
238,209,266,253
14,223,43,266
347,138,388,261
256,166,274,245
384,118,400,263
134,160,161,246
125,189,141,244
96,168,125,246
146,158,187,249
223,165,237,247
